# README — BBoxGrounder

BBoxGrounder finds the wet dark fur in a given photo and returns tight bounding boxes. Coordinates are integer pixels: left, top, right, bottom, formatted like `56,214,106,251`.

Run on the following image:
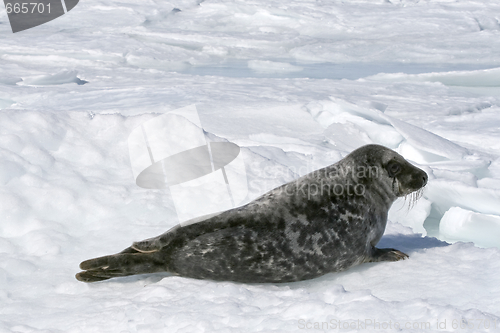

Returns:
76,144,427,283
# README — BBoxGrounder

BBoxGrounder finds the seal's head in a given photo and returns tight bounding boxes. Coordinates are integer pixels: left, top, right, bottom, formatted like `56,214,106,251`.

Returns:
345,144,428,200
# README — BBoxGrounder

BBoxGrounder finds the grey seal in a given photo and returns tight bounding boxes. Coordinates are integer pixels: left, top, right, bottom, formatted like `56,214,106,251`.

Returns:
76,144,427,283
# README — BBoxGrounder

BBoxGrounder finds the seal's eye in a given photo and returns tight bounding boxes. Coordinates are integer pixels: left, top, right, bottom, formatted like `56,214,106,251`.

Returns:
387,162,401,177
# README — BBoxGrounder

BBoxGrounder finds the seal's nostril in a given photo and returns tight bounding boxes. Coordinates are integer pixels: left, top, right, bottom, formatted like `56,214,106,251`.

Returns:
422,174,428,186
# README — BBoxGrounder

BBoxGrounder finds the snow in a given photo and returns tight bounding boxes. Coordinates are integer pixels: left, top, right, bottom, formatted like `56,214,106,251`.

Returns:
440,207,500,249
1,0,500,331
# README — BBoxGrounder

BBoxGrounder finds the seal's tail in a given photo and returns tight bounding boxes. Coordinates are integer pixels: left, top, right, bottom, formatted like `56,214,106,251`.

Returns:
75,249,166,282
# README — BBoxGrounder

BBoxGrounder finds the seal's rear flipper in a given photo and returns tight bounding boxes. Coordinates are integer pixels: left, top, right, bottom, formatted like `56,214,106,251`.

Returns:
76,252,167,283
76,270,114,282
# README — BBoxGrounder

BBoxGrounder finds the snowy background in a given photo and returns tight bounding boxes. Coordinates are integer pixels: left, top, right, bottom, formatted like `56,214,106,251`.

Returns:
1,0,500,332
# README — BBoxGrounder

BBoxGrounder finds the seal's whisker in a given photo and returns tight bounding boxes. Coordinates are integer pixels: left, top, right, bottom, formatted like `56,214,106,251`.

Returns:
405,188,424,211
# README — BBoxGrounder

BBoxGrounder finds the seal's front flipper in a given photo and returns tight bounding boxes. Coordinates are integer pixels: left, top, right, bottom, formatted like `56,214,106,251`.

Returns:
75,252,167,283
368,247,409,262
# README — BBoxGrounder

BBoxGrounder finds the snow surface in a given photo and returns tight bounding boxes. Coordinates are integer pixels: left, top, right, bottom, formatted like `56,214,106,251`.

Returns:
1,0,500,332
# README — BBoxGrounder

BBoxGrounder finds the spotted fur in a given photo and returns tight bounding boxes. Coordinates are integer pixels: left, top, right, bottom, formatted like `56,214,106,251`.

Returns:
76,144,428,283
